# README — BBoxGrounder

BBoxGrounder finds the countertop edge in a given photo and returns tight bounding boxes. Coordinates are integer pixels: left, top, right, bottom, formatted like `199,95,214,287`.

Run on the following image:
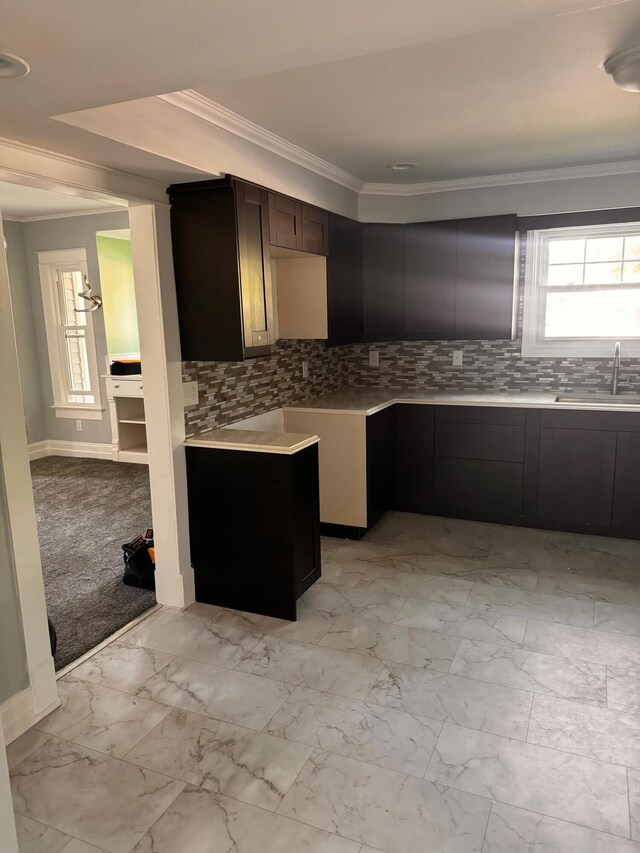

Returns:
184,434,320,455
283,395,640,416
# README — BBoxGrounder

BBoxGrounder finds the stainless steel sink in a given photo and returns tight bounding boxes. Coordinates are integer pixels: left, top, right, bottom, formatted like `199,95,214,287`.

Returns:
554,392,640,406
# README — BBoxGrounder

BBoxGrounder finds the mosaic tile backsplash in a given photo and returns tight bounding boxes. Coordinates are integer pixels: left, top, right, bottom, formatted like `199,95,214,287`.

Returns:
182,339,348,437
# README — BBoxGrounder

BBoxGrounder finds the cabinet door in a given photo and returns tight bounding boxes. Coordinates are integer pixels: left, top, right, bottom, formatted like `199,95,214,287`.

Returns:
537,427,616,528
301,206,329,255
268,192,302,250
326,214,363,345
366,406,396,528
435,458,524,521
362,223,404,341
236,182,274,353
454,214,517,340
396,405,434,514
612,431,640,532
404,220,457,340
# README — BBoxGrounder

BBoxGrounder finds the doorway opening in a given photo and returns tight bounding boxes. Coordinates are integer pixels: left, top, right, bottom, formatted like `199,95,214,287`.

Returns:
2,183,157,671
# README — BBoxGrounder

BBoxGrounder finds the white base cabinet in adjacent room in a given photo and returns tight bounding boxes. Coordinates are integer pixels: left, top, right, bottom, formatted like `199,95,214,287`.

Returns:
104,375,148,464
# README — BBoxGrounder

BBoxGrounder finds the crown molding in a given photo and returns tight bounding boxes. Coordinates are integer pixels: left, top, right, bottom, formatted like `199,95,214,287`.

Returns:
361,159,640,196
158,90,365,193
0,135,167,204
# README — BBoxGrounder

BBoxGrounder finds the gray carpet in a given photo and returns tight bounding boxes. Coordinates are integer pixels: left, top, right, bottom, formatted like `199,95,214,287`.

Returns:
30,456,156,670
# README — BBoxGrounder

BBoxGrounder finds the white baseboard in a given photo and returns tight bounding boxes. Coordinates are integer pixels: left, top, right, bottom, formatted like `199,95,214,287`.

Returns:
1,686,60,746
28,439,113,461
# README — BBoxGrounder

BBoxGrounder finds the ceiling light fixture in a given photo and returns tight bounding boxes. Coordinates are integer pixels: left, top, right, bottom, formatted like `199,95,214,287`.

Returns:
0,53,30,79
604,46,640,92
388,163,418,172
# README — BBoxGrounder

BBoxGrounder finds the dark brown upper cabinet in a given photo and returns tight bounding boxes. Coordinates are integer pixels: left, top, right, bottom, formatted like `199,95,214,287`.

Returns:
362,223,405,341
454,214,518,340
168,177,274,362
403,219,457,340
363,214,516,344
268,192,328,255
326,213,363,346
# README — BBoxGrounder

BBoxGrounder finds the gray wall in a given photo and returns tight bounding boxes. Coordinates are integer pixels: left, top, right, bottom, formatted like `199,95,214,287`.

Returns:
0,459,28,704
3,221,46,443
9,210,130,445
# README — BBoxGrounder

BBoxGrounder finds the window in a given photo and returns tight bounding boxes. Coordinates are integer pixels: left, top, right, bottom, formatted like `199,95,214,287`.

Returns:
522,222,640,357
37,248,103,418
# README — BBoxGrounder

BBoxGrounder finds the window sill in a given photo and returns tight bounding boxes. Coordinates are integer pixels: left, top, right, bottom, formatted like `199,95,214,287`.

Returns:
51,406,105,421
521,342,640,359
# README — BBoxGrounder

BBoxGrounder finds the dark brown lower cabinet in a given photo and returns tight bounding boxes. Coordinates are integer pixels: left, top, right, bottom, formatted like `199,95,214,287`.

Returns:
612,432,640,533
366,407,397,529
435,457,524,521
186,444,321,620
395,404,434,514
537,427,617,530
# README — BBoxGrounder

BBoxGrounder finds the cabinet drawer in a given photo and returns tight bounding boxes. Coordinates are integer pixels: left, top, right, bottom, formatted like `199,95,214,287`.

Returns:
435,406,525,426
105,377,144,398
434,458,524,521
540,409,640,432
435,422,525,462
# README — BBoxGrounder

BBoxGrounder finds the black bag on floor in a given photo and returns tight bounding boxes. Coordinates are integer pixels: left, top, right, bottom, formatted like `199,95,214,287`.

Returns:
122,531,155,590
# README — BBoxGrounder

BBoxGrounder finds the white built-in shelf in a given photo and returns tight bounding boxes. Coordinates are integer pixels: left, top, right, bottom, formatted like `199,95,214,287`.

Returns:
122,443,148,454
118,417,147,425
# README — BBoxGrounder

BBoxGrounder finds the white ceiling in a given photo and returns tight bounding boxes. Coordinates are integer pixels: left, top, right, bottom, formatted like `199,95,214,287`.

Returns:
0,182,123,219
0,0,639,185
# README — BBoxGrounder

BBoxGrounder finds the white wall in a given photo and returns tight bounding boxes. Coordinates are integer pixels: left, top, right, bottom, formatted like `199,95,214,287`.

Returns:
359,172,640,223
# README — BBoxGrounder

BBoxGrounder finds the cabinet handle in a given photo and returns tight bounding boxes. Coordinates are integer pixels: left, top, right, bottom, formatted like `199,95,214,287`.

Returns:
139,385,143,390
114,384,120,389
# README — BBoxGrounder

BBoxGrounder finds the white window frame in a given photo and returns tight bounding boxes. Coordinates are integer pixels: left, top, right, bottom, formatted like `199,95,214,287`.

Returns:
37,248,103,419
522,221,640,358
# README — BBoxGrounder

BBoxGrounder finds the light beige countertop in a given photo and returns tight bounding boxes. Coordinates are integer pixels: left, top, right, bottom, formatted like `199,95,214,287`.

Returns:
184,428,320,455
283,386,640,415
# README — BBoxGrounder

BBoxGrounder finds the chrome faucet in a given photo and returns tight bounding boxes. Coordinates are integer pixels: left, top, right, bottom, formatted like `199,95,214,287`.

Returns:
611,341,621,396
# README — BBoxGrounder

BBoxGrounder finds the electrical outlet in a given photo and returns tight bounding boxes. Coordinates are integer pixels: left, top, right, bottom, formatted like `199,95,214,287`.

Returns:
183,381,199,407
301,360,309,379
369,349,380,368
75,419,83,432
452,350,463,366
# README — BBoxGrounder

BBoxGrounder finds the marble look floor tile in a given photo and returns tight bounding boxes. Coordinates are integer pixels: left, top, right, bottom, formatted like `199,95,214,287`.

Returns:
10,736,184,853
132,785,360,853
536,571,640,609
467,584,594,628
6,729,50,771
299,583,406,623
136,656,293,729
608,667,640,714
319,614,461,672
450,639,607,705
14,813,71,853
629,769,640,840
69,643,174,693
425,724,629,837
265,685,441,776
204,604,338,644
126,611,262,668
429,562,539,592
483,801,640,853
36,677,170,758
124,708,311,811
356,572,473,605
235,636,383,700
367,664,532,740
594,602,640,638
393,598,526,646
523,620,640,670
62,841,111,853
278,749,491,853
528,694,640,768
